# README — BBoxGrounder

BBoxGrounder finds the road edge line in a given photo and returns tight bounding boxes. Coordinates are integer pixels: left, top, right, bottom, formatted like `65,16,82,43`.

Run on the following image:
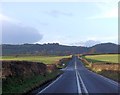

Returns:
87,69,119,86
80,60,119,86
36,74,63,95
95,72,119,86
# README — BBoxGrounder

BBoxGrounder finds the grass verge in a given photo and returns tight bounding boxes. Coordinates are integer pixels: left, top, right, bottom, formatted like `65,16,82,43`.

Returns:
2,70,62,95
80,57,120,83
57,58,71,69
2,57,71,95
97,70,120,83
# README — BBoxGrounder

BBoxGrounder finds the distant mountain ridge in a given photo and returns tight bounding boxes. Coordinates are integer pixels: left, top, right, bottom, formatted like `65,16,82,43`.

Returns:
2,43,119,56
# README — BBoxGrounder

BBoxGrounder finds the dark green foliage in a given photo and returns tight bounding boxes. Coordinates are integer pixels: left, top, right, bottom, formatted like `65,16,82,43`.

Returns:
2,71,61,94
2,43,119,56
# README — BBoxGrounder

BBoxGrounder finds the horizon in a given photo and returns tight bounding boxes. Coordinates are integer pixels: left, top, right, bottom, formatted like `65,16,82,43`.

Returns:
1,1,119,94
1,0,119,47
1,42,119,47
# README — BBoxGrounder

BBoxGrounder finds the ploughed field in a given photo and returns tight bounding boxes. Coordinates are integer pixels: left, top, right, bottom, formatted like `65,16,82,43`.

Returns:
1,55,70,64
85,54,119,63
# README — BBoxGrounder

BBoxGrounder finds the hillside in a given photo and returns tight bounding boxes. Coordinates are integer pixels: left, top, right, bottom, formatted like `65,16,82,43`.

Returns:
89,43,119,54
1,43,119,56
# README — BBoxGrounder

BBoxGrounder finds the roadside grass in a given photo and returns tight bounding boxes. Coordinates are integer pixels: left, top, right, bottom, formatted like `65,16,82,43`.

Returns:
80,54,120,83
97,70,120,83
57,58,71,69
81,60,120,83
84,54,119,63
2,70,61,95
1,55,70,64
2,56,71,94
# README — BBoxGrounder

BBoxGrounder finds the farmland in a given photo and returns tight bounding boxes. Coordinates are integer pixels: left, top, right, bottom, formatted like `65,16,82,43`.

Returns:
81,54,120,82
1,55,71,64
2,55,71,94
84,54,119,63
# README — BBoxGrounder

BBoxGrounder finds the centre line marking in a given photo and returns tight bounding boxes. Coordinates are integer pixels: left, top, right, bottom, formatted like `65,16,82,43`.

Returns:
76,70,82,94
75,57,82,94
78,71,89,95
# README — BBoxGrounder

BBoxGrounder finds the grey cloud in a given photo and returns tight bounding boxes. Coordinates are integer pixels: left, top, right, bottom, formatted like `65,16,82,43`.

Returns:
44,10,73,17
2,21,43,44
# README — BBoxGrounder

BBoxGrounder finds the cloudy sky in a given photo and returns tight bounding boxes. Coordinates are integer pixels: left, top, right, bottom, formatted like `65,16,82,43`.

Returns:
0,0,119,46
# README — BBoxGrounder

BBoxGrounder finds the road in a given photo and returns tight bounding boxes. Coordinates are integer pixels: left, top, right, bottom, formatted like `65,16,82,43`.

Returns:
36,56,119,95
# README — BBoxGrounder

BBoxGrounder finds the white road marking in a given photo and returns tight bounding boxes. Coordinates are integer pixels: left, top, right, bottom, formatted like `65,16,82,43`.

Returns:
37,57,89,95
77,58,89,94
80,60,119,87
85,67,119,86
36,74,63,95
94,72,119,86
75,57,82,94
75,61,77,70
76,70,82,94
78,71,89,94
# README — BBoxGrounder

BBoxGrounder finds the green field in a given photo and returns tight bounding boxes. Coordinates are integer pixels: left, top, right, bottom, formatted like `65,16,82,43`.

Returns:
2,55,71,94
1,55,71,64
85,54,119,63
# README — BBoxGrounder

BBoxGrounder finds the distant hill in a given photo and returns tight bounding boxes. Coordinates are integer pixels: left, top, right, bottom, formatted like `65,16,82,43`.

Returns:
2,43,119,56
89,43,119,54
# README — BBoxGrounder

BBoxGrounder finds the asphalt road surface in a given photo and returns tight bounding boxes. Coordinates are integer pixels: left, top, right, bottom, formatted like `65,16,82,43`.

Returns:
36,56,119,95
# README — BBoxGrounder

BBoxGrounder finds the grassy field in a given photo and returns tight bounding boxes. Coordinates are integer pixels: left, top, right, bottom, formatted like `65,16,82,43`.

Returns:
1,55,71,64
85,54,119,63
2,55,71,94
82,54,120,83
